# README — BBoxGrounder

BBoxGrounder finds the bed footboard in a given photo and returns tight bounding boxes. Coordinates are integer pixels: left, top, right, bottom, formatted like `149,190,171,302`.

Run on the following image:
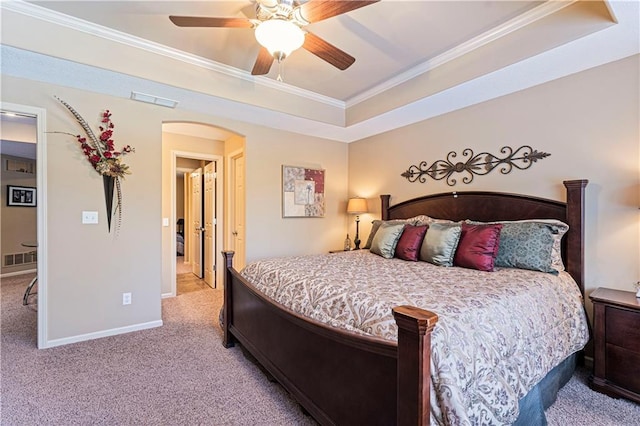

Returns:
222,251,438,426
394,306,438,425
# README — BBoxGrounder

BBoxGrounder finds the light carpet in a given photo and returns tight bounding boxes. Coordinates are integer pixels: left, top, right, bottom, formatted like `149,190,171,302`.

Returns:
1,274,639,425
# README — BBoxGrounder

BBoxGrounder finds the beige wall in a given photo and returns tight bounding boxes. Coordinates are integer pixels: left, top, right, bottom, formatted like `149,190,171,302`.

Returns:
0,120,37,142
245,129,349,260
349,55,640,315
1,75,349,345
1,154,37,275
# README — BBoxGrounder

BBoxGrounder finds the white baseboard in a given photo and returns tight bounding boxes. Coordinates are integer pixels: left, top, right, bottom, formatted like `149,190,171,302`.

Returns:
161,292,175,298
44,319,163,348
1,268,37,278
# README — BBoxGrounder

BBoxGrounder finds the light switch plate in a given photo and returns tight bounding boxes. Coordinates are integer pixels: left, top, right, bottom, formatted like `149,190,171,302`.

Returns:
162,218,169,227
82,211,99,224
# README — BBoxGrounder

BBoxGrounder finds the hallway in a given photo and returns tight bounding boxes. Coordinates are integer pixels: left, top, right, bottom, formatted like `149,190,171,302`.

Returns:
176,256,209,295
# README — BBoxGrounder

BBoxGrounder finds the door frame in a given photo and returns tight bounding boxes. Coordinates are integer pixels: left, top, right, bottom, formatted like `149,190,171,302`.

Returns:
170,150,223,296
226,148,246,270
1,102,49,349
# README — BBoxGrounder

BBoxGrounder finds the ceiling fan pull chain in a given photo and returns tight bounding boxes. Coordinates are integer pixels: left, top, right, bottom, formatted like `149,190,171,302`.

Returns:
274,51,286,82
277,60,284,82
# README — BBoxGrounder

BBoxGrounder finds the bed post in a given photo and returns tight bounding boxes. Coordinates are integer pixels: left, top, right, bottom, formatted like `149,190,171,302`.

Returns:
393,306,439,426
381,194,391,220
222,250,236,348
563,180,588,295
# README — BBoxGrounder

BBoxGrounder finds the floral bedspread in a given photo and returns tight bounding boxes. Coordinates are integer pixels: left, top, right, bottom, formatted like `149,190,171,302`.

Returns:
241,250,589,425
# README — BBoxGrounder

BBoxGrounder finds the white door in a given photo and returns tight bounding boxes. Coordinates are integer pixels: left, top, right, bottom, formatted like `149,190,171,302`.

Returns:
191,168,203,278
203,162,215,287
232,154,246,270
183,175,191,264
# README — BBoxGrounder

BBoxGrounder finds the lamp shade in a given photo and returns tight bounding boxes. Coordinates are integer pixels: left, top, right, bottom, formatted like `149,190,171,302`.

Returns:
347,198,368,214
255,19,305,58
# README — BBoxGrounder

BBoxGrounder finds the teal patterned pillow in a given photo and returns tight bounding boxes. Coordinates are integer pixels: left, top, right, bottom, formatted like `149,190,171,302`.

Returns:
494,222,558,273
419,223,462,267
370,223,406,259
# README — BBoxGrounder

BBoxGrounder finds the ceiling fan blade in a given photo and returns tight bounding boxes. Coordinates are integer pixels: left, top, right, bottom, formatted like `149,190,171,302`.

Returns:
303,32,355,71
251,48,275,75
297,1,379,23
169,16,253,28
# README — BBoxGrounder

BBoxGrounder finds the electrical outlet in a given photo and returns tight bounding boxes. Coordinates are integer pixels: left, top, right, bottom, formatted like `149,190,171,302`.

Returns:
122,292,131,305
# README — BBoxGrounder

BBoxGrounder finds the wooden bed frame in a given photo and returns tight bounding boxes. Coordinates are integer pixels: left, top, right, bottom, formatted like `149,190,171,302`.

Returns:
222,179,588,426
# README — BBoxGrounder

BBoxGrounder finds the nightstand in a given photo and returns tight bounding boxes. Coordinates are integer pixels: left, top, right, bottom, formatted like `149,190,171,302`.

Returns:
589,287,640,403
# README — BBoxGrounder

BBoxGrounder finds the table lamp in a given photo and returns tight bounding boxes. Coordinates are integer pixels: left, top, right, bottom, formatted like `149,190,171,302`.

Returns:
347,197,368,250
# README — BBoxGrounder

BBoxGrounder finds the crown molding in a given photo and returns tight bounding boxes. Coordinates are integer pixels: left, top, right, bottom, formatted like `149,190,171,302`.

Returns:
345,0,577,107
2,0,345,109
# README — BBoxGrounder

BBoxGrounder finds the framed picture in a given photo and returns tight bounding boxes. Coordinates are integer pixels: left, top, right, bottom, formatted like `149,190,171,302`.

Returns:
282,165,325,218
7,185,36,207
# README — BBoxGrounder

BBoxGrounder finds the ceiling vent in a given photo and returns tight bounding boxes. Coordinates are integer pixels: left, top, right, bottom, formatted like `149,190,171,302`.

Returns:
130,91,178,108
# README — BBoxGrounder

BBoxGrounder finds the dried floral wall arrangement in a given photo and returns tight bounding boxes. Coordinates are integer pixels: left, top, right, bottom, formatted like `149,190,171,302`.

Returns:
401,145,550,186
55,97,134,232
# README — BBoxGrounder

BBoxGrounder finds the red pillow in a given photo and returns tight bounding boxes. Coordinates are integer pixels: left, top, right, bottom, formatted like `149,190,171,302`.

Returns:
395,225,428,261
454,223,503,271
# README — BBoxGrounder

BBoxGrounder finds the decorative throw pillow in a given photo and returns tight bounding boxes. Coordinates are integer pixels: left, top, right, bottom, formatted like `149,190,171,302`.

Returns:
395,225,428,261
505,219,568,272
453,223,503,272
364,219,415,249
466,219,568,273
408,215,454,227
419,223,462,267
370,223,407,259
533,220,568,272
494,222,558,273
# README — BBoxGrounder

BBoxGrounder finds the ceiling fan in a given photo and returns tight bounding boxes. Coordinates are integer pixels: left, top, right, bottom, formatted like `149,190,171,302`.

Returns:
169,0,379,77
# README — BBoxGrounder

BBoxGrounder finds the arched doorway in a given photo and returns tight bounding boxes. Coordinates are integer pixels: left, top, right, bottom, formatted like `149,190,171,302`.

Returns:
161,122,244,298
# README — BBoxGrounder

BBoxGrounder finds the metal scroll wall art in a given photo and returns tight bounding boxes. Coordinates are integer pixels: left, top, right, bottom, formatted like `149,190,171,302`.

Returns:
401,145,550,186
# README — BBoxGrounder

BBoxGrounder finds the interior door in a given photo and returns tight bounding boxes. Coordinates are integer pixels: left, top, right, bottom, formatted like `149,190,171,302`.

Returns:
203,162,215,287
232,153,246,270
183,175,191,263
190,168,203,278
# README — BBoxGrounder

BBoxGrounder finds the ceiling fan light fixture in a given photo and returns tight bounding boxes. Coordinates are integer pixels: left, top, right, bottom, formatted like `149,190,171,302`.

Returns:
255,19,305,59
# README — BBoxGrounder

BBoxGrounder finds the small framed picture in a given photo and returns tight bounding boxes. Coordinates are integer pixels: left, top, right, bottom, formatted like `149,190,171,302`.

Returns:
282,165,325,218
7,185,37,207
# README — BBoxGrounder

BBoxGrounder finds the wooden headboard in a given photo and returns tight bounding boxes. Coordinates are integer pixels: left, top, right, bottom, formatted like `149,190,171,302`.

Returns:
381,180,588,295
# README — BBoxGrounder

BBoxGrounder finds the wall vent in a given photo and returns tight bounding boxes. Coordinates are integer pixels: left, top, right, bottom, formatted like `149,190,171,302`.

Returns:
3,251,37,267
